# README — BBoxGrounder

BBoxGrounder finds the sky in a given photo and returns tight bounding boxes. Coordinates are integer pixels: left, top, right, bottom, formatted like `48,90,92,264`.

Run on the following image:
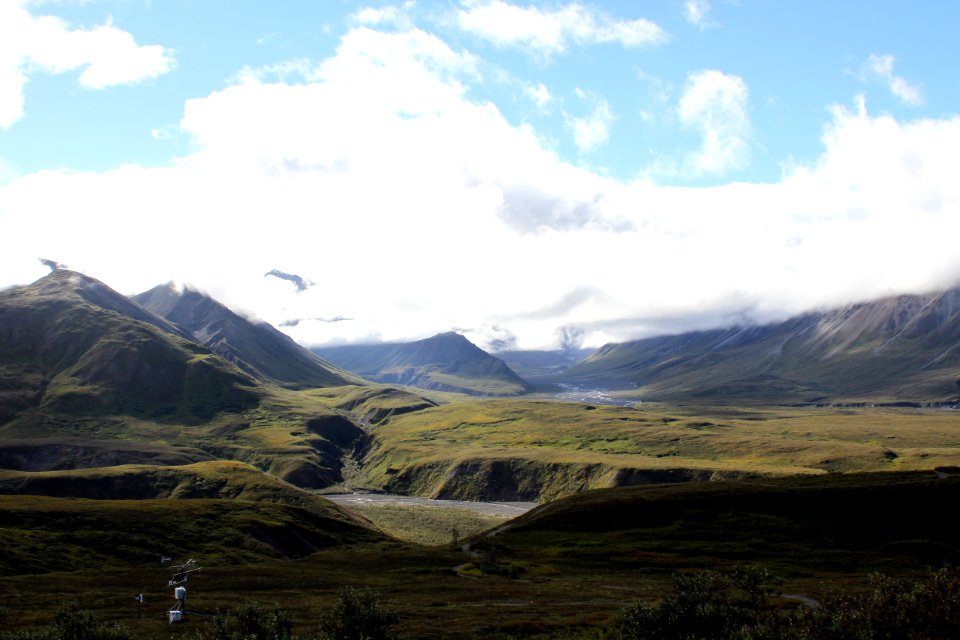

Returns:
2,0,960,352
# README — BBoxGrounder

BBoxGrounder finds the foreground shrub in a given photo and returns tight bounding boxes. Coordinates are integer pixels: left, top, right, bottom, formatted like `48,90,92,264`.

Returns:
615,567,782,640
314,587,399,640
1,603,137,640
611,566,960,640
793,566,960,640
207,602,294,640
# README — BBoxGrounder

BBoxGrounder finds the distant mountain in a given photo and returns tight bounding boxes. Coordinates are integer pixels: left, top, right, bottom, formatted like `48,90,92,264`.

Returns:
0,270,258,423
314,332,533,396
557,288,960,404
496,348,596,381
135,283,358,389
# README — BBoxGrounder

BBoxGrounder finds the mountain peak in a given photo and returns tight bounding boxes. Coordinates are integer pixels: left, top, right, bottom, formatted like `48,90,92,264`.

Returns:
135,283,358,389
314,333,532,396
23,270,195,341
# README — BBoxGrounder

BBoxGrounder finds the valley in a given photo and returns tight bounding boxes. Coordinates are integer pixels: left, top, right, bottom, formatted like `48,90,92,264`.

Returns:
3,270,960,637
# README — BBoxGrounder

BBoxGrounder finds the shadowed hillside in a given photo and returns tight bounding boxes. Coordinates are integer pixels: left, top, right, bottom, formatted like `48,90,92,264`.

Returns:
0,493,384,574
492,471,960,576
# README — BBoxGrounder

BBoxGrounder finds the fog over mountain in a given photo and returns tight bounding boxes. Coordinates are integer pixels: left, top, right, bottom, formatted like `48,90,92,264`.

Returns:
2,2,959,352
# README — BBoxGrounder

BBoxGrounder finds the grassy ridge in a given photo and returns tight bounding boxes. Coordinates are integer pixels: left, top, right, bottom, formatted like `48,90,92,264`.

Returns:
359,399,960,500
0,460,354,512
0,460,386,576
0,494,383,576
496,471,960,577
0,385,375,489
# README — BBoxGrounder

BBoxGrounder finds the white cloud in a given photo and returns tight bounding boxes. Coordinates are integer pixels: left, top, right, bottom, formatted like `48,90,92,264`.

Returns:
232,59,316,84
1,29,959,352
676,69,751,175
354,2,416,29
457,0,668,57
565,89,613,153
524,82,552,110
863,53,923,106
684,0,716,29
0,0,174,129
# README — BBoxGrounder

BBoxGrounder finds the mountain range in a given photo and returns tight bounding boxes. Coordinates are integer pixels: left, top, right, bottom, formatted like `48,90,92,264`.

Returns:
556,287,960,404
4,269,960,422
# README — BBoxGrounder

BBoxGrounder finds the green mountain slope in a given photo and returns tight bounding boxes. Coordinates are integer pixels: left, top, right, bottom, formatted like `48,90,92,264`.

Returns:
135,283,360,389
0,271,371,490
0,270,259,423
314,332,532,396
558,288,960,404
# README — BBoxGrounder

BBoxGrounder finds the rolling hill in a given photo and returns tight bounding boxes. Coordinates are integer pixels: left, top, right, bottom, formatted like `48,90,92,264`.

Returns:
557,287,960,404
135,283,359,389
0,492,383,574
489,470,960,577
314,331,533,396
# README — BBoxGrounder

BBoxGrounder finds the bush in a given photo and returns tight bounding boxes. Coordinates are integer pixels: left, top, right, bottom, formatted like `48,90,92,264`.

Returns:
793,566,960,640
615,567,782,640
611,566,960,640
0,603,137,640
314,587,399,640
207,602,294,640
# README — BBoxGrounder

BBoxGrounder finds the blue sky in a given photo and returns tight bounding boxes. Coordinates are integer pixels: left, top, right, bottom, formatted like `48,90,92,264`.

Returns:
2,1,960,350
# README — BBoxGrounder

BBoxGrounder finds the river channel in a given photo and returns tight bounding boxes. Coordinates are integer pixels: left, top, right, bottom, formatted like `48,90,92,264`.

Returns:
324,493,539,517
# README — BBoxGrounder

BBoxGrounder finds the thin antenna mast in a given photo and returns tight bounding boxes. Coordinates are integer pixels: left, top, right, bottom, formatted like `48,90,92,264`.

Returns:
167,558,201,623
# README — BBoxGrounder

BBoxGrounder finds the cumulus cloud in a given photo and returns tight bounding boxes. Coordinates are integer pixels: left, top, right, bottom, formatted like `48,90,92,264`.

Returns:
676,69,751,175
566,89,614,153
354,2,416,29
456,0,668,57
862,53,923,106
524,82,553,110
1,26,959,352
0,0,175,129
684,0,716,29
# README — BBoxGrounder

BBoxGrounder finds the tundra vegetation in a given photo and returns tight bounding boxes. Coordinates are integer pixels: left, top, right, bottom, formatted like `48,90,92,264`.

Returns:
4,272,960,637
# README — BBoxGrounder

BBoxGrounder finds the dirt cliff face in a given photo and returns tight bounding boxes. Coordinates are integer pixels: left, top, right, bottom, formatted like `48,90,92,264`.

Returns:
360,450,769,502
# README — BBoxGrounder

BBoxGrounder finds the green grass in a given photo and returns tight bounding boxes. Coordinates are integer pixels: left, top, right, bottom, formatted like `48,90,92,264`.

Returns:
0,493,383,576
4,471,960,639
357,399,960,500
